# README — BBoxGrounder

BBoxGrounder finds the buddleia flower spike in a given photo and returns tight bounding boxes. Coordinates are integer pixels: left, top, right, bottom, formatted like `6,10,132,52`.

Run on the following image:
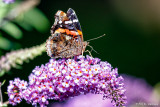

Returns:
7,55,127,107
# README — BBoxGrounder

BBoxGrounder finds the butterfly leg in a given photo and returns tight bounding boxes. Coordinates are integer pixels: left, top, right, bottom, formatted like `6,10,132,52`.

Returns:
84,50,93,57
71,56,74,59
82,50,84,56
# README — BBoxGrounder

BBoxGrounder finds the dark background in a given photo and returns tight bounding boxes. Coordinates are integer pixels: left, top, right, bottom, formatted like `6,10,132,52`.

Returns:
1,0,160,106
37,0,160,85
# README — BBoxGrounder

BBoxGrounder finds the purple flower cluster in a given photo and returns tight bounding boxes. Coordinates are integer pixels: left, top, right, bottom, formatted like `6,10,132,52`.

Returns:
2,0,15,4
7,55,126,107
7,78,28,105
51,75,154,107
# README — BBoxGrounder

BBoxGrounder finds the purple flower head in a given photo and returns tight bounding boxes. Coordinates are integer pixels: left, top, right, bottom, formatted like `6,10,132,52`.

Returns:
51,75,154,107
2,0,15,4
7,78,28,105
7,55,126,107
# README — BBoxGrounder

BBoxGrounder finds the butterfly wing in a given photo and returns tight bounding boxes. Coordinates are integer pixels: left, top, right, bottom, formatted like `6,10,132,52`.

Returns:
51,10,77,35
47,9,85,58
67,8,84,41
67,8,82,31
46,33,83,58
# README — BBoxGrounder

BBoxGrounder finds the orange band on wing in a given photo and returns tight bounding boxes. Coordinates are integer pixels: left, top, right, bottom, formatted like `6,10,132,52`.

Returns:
55,28,65,33
65,29,70,35
65,29,77,36
77,30,82,36
55,28,79,38
70,31,77,36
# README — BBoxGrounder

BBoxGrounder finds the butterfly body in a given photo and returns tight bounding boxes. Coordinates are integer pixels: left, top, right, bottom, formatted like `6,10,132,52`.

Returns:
46,8,88,58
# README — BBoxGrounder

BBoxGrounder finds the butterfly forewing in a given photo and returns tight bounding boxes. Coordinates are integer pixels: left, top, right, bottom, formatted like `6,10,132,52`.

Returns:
67,8,82,31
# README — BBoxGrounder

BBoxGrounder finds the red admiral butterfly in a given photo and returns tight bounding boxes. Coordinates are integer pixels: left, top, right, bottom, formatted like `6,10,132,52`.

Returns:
46,8,88,58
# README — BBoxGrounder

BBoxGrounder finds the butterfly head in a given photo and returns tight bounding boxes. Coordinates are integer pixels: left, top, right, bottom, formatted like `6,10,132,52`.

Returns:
82,41,89,53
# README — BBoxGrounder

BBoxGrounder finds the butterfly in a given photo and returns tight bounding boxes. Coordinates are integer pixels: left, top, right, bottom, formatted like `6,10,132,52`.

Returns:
46,8,88,58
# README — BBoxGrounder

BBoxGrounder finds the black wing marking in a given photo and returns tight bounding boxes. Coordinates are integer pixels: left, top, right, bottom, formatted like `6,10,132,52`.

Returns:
67,8,82,31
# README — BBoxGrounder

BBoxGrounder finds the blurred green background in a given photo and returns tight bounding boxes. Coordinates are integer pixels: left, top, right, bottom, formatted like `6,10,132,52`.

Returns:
1,0,160,106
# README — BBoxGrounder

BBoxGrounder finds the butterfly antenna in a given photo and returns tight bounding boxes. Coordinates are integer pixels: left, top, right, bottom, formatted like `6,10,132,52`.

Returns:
86,34,106,42
87,45,99,54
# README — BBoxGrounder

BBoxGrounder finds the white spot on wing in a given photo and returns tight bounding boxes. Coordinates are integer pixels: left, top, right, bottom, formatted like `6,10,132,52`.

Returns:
71,12,75,15
65,21,72,24
73,19,78,22
59,21,62,24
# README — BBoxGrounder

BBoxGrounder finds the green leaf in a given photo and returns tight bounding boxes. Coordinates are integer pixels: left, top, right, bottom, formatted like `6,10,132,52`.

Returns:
0,70,5,77
16,21,33,31
1,80,6,86
0,6,8,19
0,33,21,50
23,8,50,32
1,22,23,39
0,35,12,50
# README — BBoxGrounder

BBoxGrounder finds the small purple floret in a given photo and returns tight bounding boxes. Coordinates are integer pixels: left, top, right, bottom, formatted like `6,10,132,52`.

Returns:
7,55,127,107
2,0,15,4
